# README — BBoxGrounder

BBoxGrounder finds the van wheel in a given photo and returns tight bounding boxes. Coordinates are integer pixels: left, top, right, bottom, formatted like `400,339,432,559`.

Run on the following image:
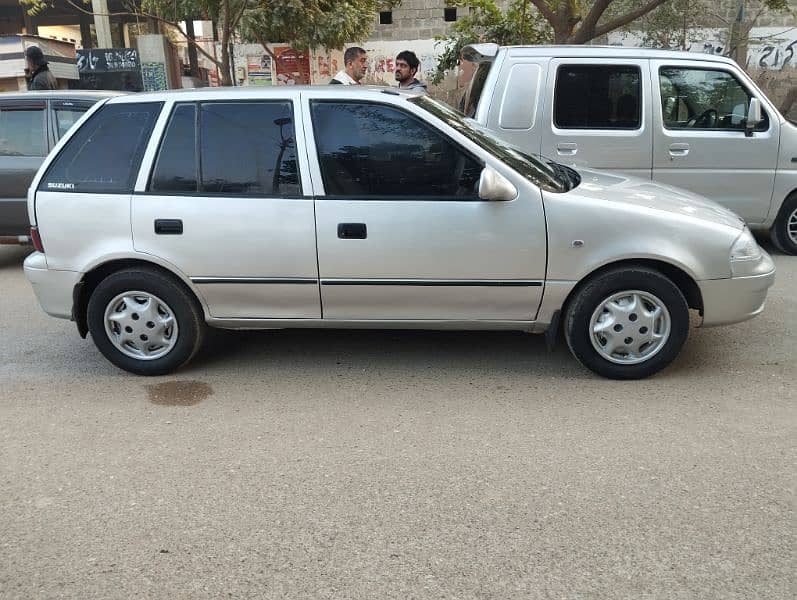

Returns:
770,193,797,255
564,267,689,380
87,268,205,376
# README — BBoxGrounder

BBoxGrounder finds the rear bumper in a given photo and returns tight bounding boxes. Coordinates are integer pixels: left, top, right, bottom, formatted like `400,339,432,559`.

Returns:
698,258,776,327
23,252,79,320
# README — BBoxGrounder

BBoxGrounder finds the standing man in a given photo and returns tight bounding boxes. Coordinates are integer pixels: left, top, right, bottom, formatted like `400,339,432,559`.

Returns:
330,47,368,85
24,46,58,90
394,51,427,93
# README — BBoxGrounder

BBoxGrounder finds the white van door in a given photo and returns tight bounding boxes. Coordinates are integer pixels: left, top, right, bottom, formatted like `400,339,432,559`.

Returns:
651,60,779,224
541,58,652,178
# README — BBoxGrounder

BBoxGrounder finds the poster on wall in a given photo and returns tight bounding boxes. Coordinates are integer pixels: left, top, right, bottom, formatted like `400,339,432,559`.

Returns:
75,48,142,91
141,62,168,91
274,47,310,85
246,54,272,86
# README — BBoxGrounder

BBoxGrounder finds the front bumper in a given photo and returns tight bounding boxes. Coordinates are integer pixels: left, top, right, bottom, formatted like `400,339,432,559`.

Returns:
698,252,776,327
23,252,79,320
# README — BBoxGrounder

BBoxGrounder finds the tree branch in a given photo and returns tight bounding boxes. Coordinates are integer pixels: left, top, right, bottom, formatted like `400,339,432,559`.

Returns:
578,0,613,39
527,0,557,25
577,0,668,42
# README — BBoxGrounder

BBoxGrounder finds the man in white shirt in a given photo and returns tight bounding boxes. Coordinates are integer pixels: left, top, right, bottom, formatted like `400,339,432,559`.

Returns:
330,47,368,85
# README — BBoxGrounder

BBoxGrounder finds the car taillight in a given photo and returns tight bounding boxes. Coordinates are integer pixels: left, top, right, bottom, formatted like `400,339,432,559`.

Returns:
30,226,44,253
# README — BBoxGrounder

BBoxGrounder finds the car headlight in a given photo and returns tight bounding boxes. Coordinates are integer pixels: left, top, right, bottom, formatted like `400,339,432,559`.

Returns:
730,227,763,276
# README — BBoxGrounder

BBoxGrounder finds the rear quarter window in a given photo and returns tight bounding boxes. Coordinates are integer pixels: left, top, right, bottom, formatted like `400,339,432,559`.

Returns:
39,102,161,194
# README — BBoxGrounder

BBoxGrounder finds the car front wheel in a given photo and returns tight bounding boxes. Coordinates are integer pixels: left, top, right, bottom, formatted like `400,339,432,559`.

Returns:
564,267,690,379
87,268,205,375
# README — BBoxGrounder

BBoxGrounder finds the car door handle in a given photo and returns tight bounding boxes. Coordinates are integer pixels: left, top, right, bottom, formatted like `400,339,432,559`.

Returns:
154,219,183,235
337,223,367,239
556,142,578,156
668,143,690,157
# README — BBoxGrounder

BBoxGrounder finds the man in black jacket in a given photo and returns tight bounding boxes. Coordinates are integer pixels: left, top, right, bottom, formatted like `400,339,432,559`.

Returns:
25,46,58,90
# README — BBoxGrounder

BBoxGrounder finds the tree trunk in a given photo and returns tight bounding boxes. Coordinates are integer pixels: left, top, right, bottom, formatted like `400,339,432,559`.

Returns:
219,0,232,86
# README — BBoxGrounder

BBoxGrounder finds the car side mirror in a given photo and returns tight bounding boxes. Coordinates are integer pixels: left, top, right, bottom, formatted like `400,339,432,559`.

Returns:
745,98,762,136
478,165,517,201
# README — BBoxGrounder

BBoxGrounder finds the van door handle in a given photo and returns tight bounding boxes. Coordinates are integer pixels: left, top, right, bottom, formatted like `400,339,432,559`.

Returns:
154,219,183,235
668,143,690,158
556,142,578,156
337,223,367,239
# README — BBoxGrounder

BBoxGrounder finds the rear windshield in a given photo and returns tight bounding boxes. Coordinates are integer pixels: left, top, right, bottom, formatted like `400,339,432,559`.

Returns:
463,62,492,118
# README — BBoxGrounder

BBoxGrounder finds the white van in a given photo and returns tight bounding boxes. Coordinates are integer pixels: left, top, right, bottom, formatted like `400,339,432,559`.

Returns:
461,44,797,254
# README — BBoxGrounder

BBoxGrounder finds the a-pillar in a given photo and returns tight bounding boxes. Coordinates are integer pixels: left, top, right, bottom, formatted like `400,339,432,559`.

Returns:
91,0,113,48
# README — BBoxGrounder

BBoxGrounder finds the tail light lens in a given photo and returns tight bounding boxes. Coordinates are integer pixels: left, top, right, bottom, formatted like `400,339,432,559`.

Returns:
30,226,44,253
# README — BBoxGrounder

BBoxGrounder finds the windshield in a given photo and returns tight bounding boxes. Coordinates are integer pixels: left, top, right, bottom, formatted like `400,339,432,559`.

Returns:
410,95,568,193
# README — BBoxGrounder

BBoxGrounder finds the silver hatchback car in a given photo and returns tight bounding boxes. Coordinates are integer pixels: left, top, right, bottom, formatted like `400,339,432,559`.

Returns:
24,87,775,379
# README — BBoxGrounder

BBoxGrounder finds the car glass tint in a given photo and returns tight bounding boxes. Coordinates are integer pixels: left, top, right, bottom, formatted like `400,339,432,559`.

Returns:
199,102,300,196
659,67,768,131
150,104,198,192
554,65,641,129
0,107,46,156
54,107,89,140
39,102,161,194
311,101,482,198
463,62,492,118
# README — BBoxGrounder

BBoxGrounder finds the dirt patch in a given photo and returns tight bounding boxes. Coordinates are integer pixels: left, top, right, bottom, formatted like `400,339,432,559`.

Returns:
146,381,213,406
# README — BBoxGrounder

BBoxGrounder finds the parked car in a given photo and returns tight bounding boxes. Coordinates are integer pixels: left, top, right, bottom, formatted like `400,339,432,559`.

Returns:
0,90,118,244
24,87,774,379
459,44,797,255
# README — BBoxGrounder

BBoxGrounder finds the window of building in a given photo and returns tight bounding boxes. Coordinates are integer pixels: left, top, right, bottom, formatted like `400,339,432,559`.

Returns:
444,8,457,22
40,102,161,193
379,11,392,25
554,65,641,129
310,101,482,199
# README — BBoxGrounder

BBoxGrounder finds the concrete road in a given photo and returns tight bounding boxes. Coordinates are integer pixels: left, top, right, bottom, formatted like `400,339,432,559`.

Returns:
0,245,794,599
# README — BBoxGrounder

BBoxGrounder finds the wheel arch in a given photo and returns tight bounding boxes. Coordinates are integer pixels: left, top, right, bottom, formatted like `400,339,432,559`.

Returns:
73,258,205,339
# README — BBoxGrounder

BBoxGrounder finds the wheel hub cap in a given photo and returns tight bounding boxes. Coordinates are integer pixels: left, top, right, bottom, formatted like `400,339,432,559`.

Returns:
788,205,797,246
104,291,178,360
589,290,671,365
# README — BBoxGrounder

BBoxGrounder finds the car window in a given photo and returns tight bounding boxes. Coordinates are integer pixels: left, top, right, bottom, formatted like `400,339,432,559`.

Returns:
199,101,300,196
659,67,768,131
150,103,198,193
0,106,46,156
554,65,641,129
39,102,161,194
54,105,90,139
463,61,492,118
310,101,482,199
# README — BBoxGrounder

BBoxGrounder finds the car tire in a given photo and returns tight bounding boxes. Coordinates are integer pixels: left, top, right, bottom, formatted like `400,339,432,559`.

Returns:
87,268,205,376
770,193,797,255
564,267,689,380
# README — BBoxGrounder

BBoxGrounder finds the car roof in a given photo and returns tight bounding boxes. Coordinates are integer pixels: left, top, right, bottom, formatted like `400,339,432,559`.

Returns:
0,90,124,101
501,45,738,65
104,85,421,104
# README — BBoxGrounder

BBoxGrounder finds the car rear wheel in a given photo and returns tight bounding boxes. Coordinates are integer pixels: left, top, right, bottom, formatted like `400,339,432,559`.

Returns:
564,267,689,379
87,268,205,375
770,193,797,255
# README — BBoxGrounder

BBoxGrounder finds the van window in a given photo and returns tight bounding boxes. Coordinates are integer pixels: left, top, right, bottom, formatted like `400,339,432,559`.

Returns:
150,104,198,192
39,102,161,194
0,105,46,156
310,101,482,199
554,65,641,129
463,62,492,118
659,67,768,131
199,101,300,196
53,105,91,140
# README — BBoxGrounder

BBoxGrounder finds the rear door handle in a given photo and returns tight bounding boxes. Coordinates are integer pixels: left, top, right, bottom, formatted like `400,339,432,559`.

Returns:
337,223,367,239
154,219,183,235
668,143,690,157
556,142,578,156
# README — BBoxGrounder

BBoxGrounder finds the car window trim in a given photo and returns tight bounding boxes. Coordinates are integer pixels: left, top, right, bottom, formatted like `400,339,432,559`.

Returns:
657,65,770,133
308,98,484,201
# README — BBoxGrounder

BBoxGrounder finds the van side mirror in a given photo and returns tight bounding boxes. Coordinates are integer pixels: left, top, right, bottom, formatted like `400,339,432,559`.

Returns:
745,98,762,137
478,165,517,201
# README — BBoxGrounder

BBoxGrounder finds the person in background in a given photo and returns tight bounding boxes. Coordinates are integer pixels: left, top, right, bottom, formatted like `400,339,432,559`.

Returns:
24,46,58,90
330,47,368,85
394,50,427,93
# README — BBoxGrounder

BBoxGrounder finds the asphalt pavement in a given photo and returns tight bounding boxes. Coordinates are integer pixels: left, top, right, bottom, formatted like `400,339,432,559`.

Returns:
0,244,794,599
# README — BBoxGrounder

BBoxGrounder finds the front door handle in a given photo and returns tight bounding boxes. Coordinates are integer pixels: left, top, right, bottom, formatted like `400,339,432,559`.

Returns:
556,142,578,156
337,223,367,239
668,143,690,158
154,219,183,235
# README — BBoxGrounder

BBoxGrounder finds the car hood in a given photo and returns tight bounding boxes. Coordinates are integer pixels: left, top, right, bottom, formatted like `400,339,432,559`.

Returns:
569,168,745,231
